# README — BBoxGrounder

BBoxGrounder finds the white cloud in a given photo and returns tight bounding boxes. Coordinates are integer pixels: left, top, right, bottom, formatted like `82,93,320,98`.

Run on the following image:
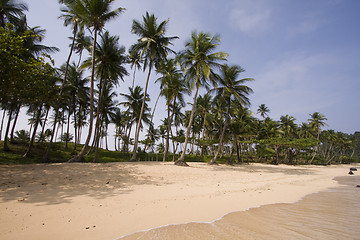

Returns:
229,0,273,34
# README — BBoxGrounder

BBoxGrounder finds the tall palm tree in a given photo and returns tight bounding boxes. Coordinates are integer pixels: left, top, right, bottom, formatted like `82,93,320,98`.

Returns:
196,93,214,157
62,62,89,149
209,64,253,164
59,0,84,85
82,31,128,160
257,104,269,120
120,86,151,152
128,48,142,90
69,0,125,162
176,31,228,166
130,12,178,161
156,58,188,161
0,0,28,27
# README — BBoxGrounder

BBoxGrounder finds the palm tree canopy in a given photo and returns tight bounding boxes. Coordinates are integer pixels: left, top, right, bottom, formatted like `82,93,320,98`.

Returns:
0,0,28,27
76,0,125,31
82,31,128,85
257,104,270,119
59,0,84,34
178,31,228,90
213,64,254,107
130,12,178,70
156,58,189,106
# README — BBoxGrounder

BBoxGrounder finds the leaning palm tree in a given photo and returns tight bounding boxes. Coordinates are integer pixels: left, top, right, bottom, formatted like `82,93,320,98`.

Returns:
129,12,178,161
209,64,254,164
175,31,228,166
0,0,28,27
69,0,125,162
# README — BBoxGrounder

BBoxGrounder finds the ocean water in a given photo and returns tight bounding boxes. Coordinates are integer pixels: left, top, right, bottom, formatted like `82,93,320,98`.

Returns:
119,176,360,240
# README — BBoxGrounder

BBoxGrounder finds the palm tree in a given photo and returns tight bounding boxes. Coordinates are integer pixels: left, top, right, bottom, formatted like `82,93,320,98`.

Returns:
308,112,327,140
257,104,269,120
279,115,297,138
59,0,84,87
120,86,151,152
62,62,89,149
196,93,214,157
0,0,28,27
176,31,228,166
128,48,142,90
156,58,189,161
69,0,125,162
129,12,178,161
308,112,327,163
82,31,128,161
73,30,92,67
209,64,253,164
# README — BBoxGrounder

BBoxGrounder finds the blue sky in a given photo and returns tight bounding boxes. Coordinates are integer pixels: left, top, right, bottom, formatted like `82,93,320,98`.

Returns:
23,0,360,136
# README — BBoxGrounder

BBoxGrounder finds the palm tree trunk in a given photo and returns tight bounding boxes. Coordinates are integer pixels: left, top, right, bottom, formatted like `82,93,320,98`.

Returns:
65,110,71,149
73,106,77,150
69,29,97,162
131,62,152,162
10,104,21,143
24,104,43,158
3,108,13,151
151,92,161,123
176,85,200,166
93,77,105,162
0,109,6,141
38,107,49,143
163,102,172,162
210,116,228,165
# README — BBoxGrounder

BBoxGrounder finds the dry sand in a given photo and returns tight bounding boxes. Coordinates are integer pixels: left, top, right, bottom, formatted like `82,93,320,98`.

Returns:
0,162,356,240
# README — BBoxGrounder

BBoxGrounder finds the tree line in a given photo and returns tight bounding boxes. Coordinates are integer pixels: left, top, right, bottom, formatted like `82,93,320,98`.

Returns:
1,0,358,165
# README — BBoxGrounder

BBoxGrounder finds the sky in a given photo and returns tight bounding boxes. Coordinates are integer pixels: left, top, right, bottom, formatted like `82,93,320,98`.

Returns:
5,0,360,147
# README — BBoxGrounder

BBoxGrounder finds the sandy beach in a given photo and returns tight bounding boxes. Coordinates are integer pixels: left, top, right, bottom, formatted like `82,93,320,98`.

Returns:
0,162,356,240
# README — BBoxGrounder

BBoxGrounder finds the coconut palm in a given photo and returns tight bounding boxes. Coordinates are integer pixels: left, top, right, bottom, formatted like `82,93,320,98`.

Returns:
308,112,327,163
279,115,297,138
0,0,28,27
120,86,151,152
128,48,142,90
209,64,253,164
82,31,128,160
308,112,327,140
175,31,228,166
196,93,214,157
69,0,125,162
129,12,178,161
156,58,189,161
257,104,269,120
59,0,84,86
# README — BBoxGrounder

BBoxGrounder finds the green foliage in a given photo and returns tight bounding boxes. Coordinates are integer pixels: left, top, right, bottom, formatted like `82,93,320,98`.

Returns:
0,26,57,105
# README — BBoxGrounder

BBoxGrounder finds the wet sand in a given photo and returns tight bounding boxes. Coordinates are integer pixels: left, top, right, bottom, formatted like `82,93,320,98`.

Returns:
120,176,360,240
0,162,357,240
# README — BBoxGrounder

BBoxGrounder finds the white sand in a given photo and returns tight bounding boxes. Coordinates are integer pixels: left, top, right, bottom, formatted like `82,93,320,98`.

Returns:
0,162,355,240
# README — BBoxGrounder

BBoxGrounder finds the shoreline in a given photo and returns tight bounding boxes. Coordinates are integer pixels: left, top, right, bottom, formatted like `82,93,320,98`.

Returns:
116,171,359,240
0,162,357,240
119,175,360,240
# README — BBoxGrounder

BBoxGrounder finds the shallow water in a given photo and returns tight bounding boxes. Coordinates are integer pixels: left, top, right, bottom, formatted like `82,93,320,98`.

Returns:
119,176,360,240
